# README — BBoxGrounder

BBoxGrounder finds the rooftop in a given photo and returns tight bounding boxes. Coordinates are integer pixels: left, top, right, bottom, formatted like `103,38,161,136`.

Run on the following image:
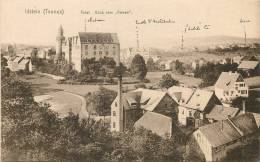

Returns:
134,111,172,137
206,105,240,121
215,72,243,90
77,32,119,44
238,61,259,70
198,113,259,147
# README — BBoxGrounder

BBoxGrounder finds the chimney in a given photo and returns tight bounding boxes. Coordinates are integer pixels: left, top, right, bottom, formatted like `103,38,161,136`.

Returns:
116,42,123,132
242,99,246,114
221,120,224,131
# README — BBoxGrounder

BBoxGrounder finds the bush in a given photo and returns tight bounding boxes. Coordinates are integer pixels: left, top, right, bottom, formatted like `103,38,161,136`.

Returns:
159,73,179,89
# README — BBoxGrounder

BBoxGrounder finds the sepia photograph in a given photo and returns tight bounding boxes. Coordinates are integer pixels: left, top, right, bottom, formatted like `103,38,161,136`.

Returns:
0,0,260,161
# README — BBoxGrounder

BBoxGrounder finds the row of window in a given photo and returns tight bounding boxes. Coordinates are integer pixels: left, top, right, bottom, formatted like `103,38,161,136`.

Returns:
84,51,116,56
85,44,116,50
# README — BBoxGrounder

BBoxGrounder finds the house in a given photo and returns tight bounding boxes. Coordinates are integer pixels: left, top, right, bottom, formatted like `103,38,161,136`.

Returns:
134,111,173,138
232,55,244,64
7,56,32,72
238,61,260,77
168,86,221,127
56,25,120,72
215,72,248,105
110,88,178,132
193,113,260,162
191,60,199,70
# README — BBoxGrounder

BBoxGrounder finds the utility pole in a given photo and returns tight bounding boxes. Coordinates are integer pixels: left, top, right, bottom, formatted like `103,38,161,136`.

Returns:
240,18,250,46
136,25,140,50
181,34,184,50
84,18,86,32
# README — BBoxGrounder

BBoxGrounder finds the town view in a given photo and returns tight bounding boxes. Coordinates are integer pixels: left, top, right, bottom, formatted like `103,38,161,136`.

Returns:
1,0,260,161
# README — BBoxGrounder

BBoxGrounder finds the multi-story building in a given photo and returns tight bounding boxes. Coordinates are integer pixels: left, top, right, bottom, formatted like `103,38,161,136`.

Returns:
215,72,248,105
110,88,178,137
168,86,222,127
56,26,120,72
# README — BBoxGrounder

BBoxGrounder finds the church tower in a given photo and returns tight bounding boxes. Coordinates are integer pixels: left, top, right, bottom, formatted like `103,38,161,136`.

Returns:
55,25,65,63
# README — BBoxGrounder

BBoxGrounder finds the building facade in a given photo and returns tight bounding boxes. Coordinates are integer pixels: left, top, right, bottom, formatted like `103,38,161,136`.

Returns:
110,88,178,134
193,113,260,162
215,72,248,105
56,25,120,72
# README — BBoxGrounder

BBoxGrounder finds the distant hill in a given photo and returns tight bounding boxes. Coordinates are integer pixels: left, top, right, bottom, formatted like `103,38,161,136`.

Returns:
170,35,260,51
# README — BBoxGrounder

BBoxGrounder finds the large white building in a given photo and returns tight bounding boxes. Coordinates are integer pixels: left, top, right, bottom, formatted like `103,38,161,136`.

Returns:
56,26,120,72
215,72,248,105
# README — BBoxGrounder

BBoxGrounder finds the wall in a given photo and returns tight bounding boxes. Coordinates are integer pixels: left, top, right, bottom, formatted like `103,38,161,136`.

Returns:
153,94,178,118
110,96,123,132
193,130,213,161
81,43,119,60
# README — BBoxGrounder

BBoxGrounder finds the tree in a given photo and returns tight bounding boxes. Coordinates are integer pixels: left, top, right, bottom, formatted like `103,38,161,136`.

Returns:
175,60,185,74
159,73,179,89
130,54,147,80
1,75,113,161
146,57,156,71
85,86,117,116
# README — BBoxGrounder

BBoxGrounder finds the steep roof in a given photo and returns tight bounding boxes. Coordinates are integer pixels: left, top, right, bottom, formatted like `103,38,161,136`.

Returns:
215,72,243,90
186,90,214,111
168,86,214,111
120,91,142,110
238,61,259,70
78,32,119,44
168,86,194,105
114,88,168,112
133,88,167,111
206,105,240,121
230,113,258,136
134,111,172,137
198,113,259,147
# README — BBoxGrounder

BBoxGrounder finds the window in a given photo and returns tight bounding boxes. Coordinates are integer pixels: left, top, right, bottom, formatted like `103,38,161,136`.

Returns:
99,51,102,55
113,122,116,128
241,90,247,94
94,45,97,50
94,51,96,55
189,111,192,117
105,51,109,55
115,102,117,107
85,45,88,50
113,111,116,116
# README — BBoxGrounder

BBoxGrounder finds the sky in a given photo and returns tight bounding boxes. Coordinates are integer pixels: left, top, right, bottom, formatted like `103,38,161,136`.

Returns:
0,0,259,49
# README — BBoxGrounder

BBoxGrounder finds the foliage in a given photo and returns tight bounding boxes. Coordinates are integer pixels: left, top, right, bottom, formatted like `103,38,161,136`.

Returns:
107,127,182,162
159,73,179,89
224,138,259,162
175,60,185,74
1,55,10,79
146,57,156,71
130,54,147,80
195,62,238,87
85,86,117,116
1,75,112,161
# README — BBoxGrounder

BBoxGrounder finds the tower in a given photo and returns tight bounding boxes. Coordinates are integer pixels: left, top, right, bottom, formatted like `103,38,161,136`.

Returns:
55,25,65,63
181,34,184,50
